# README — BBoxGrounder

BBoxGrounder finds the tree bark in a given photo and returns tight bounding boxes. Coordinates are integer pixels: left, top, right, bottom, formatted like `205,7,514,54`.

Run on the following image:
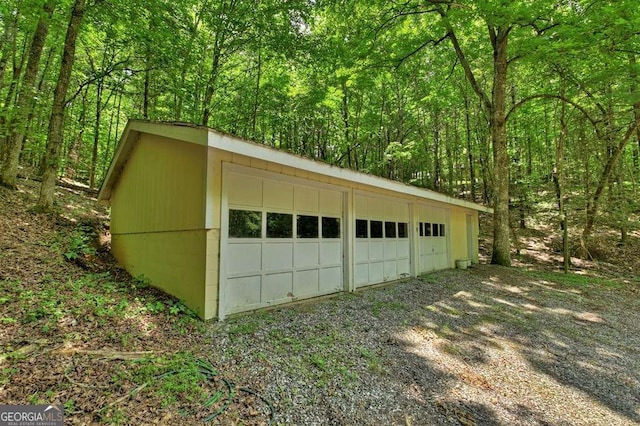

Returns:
89,76,103,188
463,93,476,201
582,116,640,239
553,95,570,273
0,35,27,165
37,0,86,211
201,45,222,126
0,0,55,189
0,7,19,95
432,109,441,191
630,55,640,174
489,26,511,266
437,5,512,266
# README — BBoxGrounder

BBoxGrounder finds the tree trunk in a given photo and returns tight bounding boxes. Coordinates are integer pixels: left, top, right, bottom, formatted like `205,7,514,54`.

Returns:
489,26,511,266
65,86,88,179
0,39,27,165
201,41,222,126
553,96,570,273
89,76,103,188
0,0,55,189
0,8,19,94
432,110,441,191
630,55,640,174
582,116,640,239
440,13,511,265
37,0,86,211
463,94,476,201
251,46,262,138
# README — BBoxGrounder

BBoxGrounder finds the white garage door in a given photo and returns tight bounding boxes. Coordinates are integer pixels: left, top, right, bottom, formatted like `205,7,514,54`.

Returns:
417,205,449,273
222,169,344,315
354,193,411,287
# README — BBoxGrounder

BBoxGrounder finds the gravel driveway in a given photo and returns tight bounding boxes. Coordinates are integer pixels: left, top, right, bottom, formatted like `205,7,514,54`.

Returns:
208,265,640,425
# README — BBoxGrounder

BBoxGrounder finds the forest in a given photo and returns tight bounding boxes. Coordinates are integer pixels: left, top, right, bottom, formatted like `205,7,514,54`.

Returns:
0,0,639,266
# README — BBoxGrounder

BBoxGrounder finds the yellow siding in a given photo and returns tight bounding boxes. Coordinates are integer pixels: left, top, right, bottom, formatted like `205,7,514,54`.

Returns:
266,162,282,173
208,150,229,230
250,158,267,170
232,153,251,166
281,166,296,176
111,230,207,318
111,133,207,234
294,169,309,179
449,207,467,266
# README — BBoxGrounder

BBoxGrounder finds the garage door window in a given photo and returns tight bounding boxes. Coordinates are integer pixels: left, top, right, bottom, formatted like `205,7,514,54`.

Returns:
267,212,293,238
424,222,431,236
322,217,340,238
297,215,319,238
398,222,408,238
385,221,396,238
439,224,445,237
229,209,262,238
370,220,383,238
432,223,439,237
356,219,368,238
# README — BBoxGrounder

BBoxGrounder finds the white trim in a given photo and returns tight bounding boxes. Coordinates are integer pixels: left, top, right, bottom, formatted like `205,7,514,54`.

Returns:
208,130,491,213
223,162,350,194
218,165,230,320
409,203,417,277
344,190,355,292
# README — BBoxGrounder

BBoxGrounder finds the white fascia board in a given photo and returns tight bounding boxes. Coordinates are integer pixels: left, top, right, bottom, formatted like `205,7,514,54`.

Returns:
207,129,492,213
127,120,208,146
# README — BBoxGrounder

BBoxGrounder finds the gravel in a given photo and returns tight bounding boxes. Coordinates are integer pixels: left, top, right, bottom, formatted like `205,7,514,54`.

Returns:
208,266,640,425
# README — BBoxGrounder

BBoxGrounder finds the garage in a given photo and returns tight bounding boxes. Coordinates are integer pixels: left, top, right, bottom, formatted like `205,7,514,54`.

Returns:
99,121,490,319
417,204,449,273
354,192,411,287
220,165,344,315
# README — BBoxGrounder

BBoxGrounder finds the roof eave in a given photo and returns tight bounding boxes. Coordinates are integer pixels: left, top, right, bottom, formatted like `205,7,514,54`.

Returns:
206,128,493,213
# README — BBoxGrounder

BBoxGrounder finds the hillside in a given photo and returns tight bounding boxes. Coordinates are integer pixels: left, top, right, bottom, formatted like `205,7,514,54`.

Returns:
1,179,639,425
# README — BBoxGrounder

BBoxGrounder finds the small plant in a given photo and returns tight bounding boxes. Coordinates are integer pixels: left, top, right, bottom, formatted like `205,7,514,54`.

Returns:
358,347,385,374
309,353,327,370
371,300,407,317
128,353,216,410
0,368,18,385
228,320,259,337
132,275,150,289
64,226,96,261
144,300,165,314
166,299,194,316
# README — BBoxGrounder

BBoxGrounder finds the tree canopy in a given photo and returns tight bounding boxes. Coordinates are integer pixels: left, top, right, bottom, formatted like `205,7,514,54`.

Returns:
0,0,638,264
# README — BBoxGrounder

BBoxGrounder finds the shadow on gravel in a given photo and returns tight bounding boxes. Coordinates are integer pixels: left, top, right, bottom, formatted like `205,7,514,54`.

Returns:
386,265,640,425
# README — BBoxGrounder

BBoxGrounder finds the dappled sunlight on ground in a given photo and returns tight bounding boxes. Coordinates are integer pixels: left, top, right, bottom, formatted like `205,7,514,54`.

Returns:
390,267,639,425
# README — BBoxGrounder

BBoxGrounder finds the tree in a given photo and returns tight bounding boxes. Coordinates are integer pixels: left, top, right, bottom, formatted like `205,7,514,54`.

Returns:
37,0,86,210
0,0,55,189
